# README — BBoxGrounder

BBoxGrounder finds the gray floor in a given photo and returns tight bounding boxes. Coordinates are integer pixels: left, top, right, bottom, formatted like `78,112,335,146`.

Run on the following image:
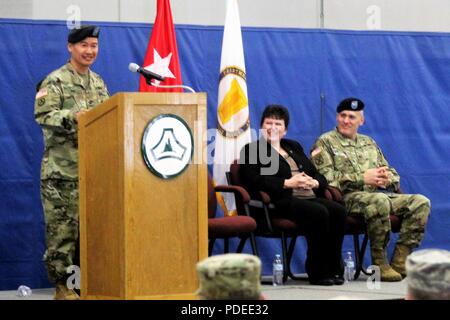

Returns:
262,274,407,300
0,274,406,300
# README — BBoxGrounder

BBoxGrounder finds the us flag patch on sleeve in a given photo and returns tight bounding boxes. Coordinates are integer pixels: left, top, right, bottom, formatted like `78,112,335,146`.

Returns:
35,88,48,100
311,147,322,158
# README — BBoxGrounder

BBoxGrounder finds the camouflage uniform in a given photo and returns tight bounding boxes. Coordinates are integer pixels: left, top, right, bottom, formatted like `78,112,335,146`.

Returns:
311,129,430,251
406,249,450,299
35,62,109,283
196,254,261,300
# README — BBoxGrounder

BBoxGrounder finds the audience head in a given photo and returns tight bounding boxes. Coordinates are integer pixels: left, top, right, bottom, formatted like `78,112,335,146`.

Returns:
196,253,262,300
405,249,450,300
260,104,290,129
335,97,365,139
260,105,290,144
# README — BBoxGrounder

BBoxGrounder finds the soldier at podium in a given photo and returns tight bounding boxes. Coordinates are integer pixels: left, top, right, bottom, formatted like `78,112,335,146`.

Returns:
34,25,109,300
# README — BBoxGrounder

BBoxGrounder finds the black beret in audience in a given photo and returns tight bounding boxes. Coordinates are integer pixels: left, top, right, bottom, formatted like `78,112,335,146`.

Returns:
336,97,365,113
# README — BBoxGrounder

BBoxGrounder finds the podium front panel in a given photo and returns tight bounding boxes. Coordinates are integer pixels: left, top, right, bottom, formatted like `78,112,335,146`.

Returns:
79,99,124,299
79,93,207,299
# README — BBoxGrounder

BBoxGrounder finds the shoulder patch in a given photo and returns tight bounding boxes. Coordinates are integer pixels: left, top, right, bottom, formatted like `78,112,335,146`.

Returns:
37,98,46,106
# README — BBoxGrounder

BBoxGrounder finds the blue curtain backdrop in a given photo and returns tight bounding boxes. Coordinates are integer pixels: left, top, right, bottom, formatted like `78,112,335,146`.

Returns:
0,19,449,290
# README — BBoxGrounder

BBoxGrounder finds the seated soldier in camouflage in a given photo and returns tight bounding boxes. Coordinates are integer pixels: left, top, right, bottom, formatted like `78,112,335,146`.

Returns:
196,254,264,300
34,25,109,299
311,97,431,282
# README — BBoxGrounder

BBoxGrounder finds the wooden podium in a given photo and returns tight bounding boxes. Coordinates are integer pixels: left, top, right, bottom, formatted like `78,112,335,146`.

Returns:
78,92,208,299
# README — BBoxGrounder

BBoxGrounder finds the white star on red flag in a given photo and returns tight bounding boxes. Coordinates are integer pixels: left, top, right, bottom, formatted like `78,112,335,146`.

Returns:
144,49,176,85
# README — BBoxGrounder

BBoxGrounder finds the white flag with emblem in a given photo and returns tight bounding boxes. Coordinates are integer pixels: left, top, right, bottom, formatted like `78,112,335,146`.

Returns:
213,0,251,216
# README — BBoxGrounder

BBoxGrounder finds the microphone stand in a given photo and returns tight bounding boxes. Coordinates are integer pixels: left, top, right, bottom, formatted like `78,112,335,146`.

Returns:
145,79,196,93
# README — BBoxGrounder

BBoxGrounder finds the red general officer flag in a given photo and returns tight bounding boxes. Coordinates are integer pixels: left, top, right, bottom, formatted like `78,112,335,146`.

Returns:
139,0,183,92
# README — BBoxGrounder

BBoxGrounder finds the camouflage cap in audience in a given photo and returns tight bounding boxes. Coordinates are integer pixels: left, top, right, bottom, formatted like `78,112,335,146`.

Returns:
406,249,450,293
196,253,262,300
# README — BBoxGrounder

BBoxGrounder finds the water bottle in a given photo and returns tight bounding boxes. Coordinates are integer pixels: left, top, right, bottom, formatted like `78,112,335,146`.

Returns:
16,285,32,297
344,251,355,282
272,254,284,286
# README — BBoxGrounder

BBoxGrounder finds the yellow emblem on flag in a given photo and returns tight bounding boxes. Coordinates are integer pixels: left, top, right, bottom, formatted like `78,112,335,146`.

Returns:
218,78,248,124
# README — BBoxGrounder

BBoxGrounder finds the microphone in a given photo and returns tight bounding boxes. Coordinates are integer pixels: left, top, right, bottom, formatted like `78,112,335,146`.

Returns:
128,62,165,82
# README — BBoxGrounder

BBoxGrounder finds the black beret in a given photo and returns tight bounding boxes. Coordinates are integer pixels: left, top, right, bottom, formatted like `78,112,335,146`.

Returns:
336,97,365,113
68,25,100,44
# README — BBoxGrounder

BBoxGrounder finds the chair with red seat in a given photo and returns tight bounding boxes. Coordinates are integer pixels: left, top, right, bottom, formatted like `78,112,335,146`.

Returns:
207,175,258,256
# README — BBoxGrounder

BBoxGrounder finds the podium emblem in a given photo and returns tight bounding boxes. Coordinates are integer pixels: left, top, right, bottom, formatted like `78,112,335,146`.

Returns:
141,114,193,179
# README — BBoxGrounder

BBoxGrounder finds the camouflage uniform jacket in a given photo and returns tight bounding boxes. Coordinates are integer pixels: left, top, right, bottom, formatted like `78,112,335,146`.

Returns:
311,128,400,194
35,62,109,181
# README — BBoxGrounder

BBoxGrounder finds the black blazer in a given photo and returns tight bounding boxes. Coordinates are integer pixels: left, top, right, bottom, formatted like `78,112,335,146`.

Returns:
239,138,328,205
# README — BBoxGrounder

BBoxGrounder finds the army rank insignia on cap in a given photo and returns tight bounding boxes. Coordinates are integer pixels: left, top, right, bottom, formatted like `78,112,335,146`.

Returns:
92,26,100,37
351,100,359,109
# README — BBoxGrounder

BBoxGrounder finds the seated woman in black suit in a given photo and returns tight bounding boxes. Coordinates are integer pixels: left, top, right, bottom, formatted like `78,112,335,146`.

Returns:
239,105,346,285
